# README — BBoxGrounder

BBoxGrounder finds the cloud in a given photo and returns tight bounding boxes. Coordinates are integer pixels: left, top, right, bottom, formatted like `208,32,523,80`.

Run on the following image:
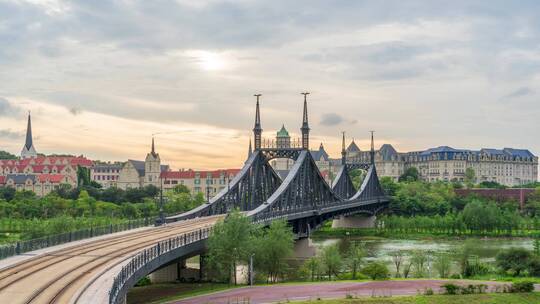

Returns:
503,87,534,99
0,129,24,140
320,113,344,126
0,97,21,116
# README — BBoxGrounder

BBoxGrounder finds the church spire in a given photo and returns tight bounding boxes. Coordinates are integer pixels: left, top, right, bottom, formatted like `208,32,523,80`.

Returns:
21,111,37,158
370,130,375,165
300,92,310,149
248,139,253,158
151,136,156,157
341,131,346,165
253,94,262,150
25,112,33,150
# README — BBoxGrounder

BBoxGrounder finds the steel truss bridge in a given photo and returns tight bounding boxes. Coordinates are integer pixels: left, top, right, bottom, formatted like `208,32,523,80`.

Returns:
0,95,389,304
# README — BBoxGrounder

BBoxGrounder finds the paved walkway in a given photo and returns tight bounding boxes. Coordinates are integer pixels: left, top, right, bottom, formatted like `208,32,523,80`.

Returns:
172,280,533,304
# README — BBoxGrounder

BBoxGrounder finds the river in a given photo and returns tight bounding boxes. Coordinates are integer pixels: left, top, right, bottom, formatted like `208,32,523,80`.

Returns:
311,237,534,276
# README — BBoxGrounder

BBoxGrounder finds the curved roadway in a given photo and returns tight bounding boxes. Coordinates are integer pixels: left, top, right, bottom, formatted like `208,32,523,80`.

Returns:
0,216,222,304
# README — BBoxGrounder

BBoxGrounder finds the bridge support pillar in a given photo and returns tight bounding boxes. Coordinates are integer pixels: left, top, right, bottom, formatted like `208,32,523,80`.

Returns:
293,238,317,259
332,215,376,229
149,262,181,283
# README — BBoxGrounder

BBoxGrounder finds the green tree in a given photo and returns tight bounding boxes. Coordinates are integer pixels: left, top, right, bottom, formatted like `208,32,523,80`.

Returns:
346,242,365,280
398,167,419,182
349,169,367,189
411,250,428,278
320,244,343,280
172,184,191,194
464,168,476,187
433,253,452,278
207,210,258,284
0,150,18,159
253,220,294,283
380,176,399,197
303,257,322,281
361,262,390,280
496,248,532,276
391,250,404,278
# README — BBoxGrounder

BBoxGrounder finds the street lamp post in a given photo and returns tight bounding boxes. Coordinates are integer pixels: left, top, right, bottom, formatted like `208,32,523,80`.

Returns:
156,175,165,226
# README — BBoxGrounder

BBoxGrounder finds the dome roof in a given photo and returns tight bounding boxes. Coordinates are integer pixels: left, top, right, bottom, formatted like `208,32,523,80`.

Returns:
276,124,290,137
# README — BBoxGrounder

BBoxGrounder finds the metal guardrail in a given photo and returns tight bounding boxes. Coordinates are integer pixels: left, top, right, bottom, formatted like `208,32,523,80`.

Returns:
0,218,149,260
109,227,211,304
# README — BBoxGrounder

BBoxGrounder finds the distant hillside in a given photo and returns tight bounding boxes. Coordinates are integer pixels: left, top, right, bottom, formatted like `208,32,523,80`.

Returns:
0,150,18,160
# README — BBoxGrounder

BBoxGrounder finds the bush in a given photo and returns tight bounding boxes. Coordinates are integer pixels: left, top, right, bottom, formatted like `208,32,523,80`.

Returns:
135,276,151,287
496,248,531,276
511,281,534,293
441,283,459,295
361,262,389,280
423,288,434,295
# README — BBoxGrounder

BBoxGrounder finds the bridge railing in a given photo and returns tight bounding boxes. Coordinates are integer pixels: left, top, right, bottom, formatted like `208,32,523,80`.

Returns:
0,218,149,260
109,226,212,304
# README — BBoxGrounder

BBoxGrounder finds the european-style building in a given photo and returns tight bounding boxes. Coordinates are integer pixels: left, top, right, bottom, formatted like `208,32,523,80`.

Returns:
116,138,169,190
344,143,538,186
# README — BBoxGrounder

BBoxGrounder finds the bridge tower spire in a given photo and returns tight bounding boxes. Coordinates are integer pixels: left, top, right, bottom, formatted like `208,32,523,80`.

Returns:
341,131,346,165
253,94,262,150
370,130,375,165
300,92,310,150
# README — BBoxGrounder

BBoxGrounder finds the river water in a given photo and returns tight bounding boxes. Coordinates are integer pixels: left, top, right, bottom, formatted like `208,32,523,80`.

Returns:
311,237,534,275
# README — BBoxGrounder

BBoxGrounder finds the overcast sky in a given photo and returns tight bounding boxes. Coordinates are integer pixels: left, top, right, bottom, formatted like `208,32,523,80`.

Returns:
0,0,539,170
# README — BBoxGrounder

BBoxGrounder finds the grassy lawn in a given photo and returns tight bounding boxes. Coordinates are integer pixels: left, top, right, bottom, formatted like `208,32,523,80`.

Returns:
127,283,239,304
293,293,540,304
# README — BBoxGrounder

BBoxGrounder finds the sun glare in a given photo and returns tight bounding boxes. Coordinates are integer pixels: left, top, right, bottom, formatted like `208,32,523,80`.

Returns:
186,50,227,71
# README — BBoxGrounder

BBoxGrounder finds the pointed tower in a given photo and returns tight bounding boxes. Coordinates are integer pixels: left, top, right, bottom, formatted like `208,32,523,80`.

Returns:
21,112,38,158
145,136,161,187
370,131,375,165
248,139,253,158
253,94,262,150
341,131,346,165
300,92,310,150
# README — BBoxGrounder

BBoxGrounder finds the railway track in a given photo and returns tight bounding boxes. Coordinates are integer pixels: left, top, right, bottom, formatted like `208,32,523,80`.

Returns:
0,216,221,304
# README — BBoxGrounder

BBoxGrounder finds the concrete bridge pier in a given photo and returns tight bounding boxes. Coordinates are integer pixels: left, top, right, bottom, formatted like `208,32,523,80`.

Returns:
149,258,203,283
331,215,376,228
293,238,317,259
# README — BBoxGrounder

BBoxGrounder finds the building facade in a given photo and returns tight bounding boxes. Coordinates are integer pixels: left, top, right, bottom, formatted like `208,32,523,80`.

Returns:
344,143,538,186
160,169,241,198
91,163,122,188
116,138,169,190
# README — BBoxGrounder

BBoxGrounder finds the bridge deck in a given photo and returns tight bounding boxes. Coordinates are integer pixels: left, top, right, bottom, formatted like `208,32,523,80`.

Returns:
0,216,222,304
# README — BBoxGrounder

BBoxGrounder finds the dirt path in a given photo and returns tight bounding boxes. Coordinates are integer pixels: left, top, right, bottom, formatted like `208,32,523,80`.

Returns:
172,280,533,304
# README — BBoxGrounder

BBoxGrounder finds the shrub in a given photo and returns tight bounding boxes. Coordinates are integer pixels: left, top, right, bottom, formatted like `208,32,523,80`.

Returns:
441,283,459,295
361,262,390,280
511,281,534,293
496,248,532,276
135,276,151,287
423,288,434,295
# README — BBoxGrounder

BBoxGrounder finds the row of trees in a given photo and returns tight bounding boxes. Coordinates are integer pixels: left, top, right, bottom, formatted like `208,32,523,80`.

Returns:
0,184,204,221
380,176,540,218
379,200,531,236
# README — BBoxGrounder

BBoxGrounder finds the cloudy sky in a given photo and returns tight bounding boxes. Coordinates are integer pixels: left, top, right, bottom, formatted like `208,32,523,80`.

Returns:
0,0,539,170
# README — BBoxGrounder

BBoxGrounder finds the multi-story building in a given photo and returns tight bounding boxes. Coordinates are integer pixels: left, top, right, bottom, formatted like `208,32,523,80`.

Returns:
117,138,169,190
345,143,538,186
0,114,93,196
160,169,241,198
91,163,122,188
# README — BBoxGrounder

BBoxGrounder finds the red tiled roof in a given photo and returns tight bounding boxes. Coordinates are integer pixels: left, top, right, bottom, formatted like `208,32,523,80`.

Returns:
38,174,65,183
161,169,241,179
0,176,5,184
